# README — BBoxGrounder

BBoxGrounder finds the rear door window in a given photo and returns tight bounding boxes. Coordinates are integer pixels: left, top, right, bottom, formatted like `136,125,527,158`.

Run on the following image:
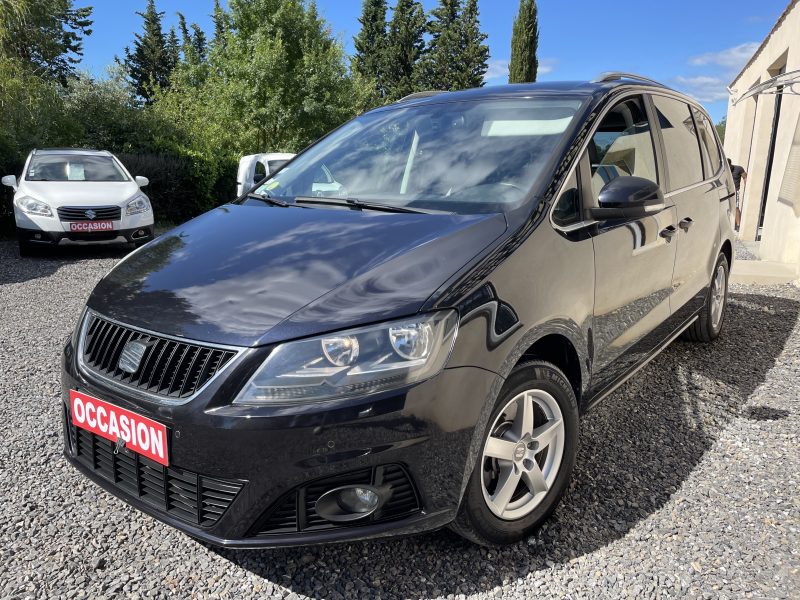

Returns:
652,95,704,191
588,96,658,199
692,107,722,177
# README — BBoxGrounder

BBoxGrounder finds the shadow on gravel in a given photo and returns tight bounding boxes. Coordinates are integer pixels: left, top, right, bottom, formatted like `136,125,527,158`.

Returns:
212,291,800,599
0,240,130,286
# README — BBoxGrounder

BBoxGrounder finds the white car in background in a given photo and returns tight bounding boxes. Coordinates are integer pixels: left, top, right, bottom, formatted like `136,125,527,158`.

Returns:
2,148,154,256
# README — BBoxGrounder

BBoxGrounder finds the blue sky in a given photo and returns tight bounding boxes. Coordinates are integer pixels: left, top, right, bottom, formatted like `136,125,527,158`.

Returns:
79,0,790,121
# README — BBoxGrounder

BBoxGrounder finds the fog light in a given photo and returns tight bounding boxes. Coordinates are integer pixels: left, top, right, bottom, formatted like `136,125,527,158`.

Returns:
314,484,385,522
337,487,379,513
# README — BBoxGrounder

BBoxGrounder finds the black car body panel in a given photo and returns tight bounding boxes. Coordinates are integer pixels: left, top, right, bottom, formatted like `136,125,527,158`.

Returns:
63,79,735,547
88,205,506,346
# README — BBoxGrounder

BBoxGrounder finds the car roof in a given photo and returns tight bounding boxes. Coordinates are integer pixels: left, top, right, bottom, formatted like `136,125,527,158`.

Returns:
381,74,705,115
31,148,112,156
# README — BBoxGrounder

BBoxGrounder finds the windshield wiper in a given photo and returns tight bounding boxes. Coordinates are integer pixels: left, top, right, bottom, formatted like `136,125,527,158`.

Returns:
246,192,289,207
294,196,443,214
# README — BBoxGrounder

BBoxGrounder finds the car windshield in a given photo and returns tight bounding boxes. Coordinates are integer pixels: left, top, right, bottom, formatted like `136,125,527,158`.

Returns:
26,154,128,182
250,97,585,214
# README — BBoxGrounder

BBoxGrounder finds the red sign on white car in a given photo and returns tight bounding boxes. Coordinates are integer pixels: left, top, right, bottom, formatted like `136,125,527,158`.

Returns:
70,390,169,466
69,221,114,232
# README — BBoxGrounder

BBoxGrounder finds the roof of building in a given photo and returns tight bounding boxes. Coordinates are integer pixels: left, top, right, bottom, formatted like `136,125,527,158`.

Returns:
730,0,798,87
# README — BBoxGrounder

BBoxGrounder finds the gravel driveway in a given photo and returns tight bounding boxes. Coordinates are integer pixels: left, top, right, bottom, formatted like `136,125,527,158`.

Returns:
1,241,798,600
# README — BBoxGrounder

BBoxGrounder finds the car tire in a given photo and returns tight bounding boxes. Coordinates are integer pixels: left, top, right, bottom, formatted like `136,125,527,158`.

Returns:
17,236,37,258
682,252,729,343
450,360,579,546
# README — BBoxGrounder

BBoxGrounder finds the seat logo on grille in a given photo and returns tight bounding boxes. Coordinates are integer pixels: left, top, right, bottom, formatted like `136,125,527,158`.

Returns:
118,340,148,374
84,209,97,220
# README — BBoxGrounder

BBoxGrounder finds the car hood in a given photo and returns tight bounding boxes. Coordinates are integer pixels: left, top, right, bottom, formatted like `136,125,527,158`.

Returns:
19,181,141,207
88,204,507,347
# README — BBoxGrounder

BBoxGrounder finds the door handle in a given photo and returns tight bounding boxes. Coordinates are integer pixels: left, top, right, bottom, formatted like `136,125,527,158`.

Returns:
679,217,694,232
660,225,677,242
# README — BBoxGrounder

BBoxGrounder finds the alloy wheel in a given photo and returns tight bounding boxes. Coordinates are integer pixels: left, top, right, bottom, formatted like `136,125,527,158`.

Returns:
480,389,565,520
711,263,727,329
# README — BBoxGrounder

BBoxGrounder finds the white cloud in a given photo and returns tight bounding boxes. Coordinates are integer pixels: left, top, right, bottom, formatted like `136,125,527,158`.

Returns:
483,57,557,83
673,75,731,103
484,59,509,82
538,58,557,75
689,42,759,70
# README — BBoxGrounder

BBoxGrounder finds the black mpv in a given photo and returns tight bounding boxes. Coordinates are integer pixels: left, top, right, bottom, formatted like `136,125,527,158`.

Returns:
62,73,735,547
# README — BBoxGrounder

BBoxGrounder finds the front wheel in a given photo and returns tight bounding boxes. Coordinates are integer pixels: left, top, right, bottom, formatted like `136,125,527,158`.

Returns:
682,252,729,342
450,360,579,546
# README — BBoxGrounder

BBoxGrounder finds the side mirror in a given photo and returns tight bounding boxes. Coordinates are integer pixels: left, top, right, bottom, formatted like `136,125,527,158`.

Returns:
135,176,149,187
589,176,664,220
2,175,17,191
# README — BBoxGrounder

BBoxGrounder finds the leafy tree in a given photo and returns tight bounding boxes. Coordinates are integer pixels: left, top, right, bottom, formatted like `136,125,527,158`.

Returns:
0,0,92,82
383,0,426,101
508,0,538,83
458,0,488,88
414,0,462,91
120,0,172,103
155,0,364,155
716,116,726,143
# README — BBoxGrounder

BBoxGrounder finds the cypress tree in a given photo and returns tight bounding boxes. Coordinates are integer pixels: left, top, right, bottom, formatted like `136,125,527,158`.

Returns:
353,0,388,97
211,0,229,50
120,0,171,103
191,24,207,63
508,0,538,83
384,0,426,101
458,0,488,88
165,26,180,72
414,0,462,91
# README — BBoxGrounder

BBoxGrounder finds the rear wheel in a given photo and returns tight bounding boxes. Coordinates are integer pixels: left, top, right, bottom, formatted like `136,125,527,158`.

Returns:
682,252,729,342
450,360,579,546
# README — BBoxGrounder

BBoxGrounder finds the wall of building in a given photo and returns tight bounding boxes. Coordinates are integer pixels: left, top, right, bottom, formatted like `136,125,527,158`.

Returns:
724,1,800,267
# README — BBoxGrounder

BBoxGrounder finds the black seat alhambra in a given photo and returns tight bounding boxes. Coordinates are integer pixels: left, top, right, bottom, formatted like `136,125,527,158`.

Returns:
62,73,735,547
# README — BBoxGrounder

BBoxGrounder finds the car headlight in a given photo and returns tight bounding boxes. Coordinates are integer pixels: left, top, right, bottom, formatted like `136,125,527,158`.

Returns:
126,195,151,215
234,310,459,405
15,196,52,217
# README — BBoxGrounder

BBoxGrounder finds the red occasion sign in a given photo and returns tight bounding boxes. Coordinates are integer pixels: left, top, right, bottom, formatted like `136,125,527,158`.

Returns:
70,390,169,466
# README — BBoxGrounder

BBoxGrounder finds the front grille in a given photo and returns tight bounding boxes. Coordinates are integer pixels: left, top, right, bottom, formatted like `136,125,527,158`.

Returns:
252,464,420,536
81,313,237,400
58,206,122,221
68,424,242,527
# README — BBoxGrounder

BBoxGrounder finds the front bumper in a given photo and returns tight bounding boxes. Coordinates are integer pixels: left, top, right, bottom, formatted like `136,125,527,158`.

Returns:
15,205,154,245
61,339,499,547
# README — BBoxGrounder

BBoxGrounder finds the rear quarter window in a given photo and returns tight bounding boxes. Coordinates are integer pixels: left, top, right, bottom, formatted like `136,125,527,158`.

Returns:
692,107,722,176
651,95,704,191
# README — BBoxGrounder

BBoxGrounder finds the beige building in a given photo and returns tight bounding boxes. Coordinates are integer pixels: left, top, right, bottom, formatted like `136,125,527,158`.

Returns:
724,0,800,271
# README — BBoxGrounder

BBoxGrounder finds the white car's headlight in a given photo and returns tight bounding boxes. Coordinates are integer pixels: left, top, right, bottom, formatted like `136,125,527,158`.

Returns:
126,195,151,215
15,196,52,217
234,310,459,405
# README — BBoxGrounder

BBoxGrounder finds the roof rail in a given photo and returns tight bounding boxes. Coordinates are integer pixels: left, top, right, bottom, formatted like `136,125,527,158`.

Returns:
591,72,664,87
397,90,446,102
36,147,103,153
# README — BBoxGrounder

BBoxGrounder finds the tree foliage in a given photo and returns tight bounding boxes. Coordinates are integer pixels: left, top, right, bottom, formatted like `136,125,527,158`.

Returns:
0,0,92,82
383,0,426,101
120,0,173,103
458,0,489,89
353,0,388,99
508,0,538,84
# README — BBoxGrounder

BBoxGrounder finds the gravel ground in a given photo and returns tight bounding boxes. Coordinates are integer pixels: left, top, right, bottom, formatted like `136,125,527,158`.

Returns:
735,240,759,261
1,240,798,600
